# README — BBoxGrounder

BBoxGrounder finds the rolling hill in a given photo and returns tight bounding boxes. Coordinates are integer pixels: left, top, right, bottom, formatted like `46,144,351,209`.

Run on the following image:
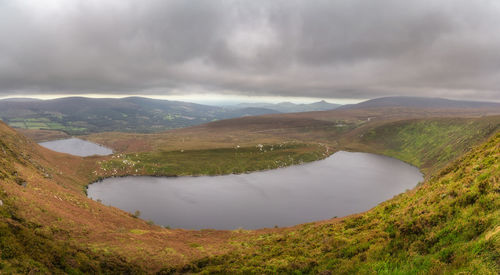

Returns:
0,97,280,135
3,96,498,140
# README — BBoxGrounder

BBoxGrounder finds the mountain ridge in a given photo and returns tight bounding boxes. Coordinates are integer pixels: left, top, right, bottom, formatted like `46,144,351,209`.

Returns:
338,96,500,110
230,100,341,113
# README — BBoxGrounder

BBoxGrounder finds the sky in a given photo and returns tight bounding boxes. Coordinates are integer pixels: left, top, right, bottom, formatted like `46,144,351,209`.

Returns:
1,0,500,103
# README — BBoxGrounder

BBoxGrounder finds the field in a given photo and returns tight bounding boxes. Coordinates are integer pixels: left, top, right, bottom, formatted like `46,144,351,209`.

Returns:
96,142,329,178
5,117,88,133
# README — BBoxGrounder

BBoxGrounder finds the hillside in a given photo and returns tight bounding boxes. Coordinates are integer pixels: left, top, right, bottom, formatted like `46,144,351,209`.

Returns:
0,121,143,272
0,121,256,273
340,116,500,175
0,97,280,135
180,131,500,274
0,120,331,273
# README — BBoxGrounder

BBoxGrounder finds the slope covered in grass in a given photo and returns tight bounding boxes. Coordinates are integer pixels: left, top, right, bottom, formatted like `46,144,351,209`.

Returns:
0,121,251,273
182,131,500,274
0,122,142,273
349,116,500,174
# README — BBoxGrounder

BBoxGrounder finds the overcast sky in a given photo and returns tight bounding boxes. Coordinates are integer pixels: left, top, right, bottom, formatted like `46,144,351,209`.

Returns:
1,0,500,102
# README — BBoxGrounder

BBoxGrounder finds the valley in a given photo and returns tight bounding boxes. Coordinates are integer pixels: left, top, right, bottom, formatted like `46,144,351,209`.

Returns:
0,97,339,136
0,97,498,273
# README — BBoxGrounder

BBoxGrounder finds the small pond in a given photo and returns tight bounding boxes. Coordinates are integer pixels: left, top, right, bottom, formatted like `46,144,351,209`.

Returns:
39,138,113,157
87,151,423,230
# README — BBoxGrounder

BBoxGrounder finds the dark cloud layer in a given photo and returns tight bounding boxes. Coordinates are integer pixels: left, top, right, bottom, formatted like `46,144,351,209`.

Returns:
1,0,500,100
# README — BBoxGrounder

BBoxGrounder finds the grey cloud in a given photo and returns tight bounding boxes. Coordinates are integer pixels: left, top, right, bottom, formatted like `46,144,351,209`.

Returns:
0,0,499,101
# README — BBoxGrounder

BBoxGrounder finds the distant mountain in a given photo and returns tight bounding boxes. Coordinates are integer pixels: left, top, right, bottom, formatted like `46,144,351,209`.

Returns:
0,97,280,135
224,107,280,117
0,98,42,102
231,100,341,113
338,96,500,110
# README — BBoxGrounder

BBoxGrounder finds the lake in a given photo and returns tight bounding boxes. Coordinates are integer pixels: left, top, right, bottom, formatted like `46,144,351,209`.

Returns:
87,151,423,230
39,138,113,157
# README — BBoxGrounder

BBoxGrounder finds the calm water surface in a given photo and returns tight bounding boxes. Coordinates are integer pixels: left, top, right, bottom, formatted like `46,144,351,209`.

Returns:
39,138,113,156
87,151,423,230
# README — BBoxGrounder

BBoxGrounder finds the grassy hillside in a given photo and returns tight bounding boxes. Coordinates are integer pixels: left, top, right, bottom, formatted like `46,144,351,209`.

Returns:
0,121,257,273
180,131,500,274
343,116,500,175
1,113,498,273
0,122,142,273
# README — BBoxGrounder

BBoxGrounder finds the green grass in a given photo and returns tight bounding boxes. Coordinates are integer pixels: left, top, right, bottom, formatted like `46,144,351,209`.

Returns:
179,131,500,274
0,196,144,274
25,122,49,129
8,122,26,128
5,117,88,135
356,117,499,174
96,142,330,178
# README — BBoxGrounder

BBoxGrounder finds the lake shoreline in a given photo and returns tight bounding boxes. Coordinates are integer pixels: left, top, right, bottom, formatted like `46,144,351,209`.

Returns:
87,151,423,230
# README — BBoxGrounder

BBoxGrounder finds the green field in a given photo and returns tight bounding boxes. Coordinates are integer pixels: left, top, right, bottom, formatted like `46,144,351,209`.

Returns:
6,117,87,133
96,142,330,178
